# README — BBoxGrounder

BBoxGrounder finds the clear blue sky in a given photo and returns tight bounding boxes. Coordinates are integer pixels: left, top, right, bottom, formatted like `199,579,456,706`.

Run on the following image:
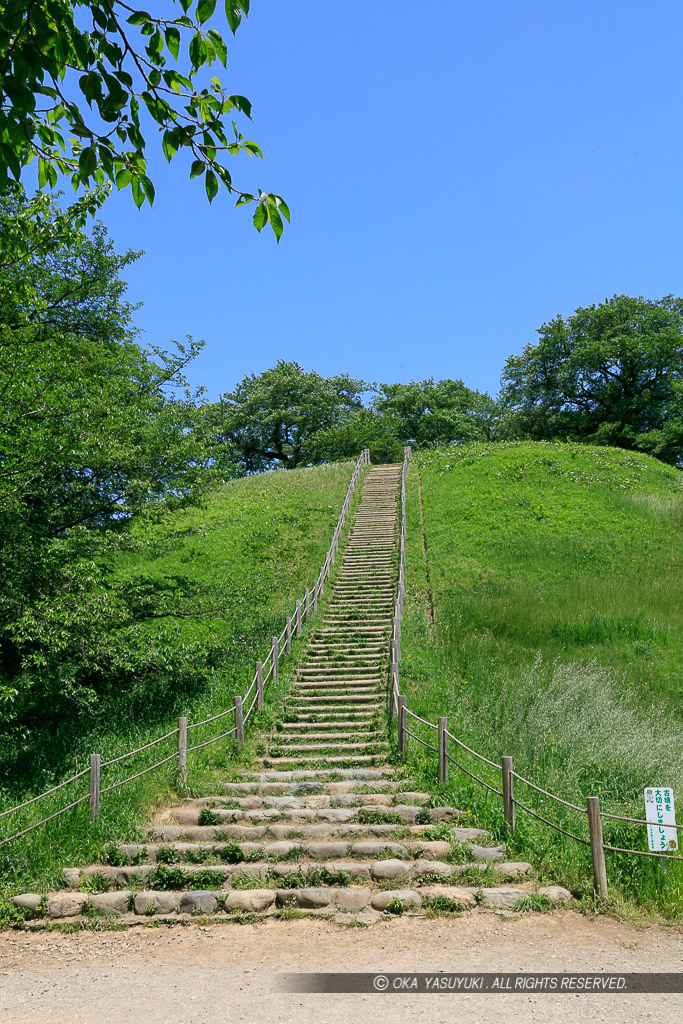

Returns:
98,0,683,400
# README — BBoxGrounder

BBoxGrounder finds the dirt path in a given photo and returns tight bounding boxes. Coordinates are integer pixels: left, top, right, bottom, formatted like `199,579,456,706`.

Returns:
1,911,681,1024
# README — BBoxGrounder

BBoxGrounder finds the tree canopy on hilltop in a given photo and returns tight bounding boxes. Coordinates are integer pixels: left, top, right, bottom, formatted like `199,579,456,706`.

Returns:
501,294,683,466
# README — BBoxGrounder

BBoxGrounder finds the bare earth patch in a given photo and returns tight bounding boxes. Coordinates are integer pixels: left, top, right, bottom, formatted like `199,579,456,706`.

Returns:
0,911,681,1024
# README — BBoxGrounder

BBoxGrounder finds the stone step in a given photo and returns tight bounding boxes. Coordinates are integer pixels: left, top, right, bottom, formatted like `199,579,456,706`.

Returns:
241,769,389,781
18,878,569,922
60,858,531,893
278,731,382,744
164,802,455,826
151,818,477,843
279,720,380,732
111,829,492,863
220,779,412,795
184,790,430,808
268,742,388,756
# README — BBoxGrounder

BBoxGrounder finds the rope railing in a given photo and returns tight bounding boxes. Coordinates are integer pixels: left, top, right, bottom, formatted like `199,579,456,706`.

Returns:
0,449,371,848
388,445,681,900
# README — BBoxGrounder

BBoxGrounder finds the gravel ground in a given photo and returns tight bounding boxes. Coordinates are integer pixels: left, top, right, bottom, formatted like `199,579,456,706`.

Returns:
0,910,681,1024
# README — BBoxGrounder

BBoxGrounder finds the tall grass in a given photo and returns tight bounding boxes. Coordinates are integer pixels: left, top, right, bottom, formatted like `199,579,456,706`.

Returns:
0,461,358,894
399,441,683,918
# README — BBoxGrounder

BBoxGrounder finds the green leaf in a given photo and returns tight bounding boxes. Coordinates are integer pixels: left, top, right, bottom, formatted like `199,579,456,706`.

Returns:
267,201,284,241
127,11,152,26
190,160,205,178
225,1,243,33
205,168,218,202
38,156,49,188
141,175,155,205
116,166,132,189
165,26,181,60
228,94,252,119
162,130,179,162
197,0,217,24
237,1,250,14
274,196,291,224
253,201,267,232
207,30,228,66
131,176,145,208
78,145,97,179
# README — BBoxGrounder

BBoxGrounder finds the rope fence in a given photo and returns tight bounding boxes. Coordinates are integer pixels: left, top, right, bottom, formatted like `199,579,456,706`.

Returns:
0,450,371,849
388,446,681,899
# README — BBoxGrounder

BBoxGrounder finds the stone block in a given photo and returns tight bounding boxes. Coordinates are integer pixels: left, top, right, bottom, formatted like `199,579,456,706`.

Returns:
334,890,370,912
89,892,131,916
179,891,219,914
46,894,84,918
370,859,409,882
296,887,332,908
371,890,422,911
224,889,275,913
133,891,179,915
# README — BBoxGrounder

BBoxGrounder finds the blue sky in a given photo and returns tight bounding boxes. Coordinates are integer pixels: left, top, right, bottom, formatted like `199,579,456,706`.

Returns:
98,0,683,400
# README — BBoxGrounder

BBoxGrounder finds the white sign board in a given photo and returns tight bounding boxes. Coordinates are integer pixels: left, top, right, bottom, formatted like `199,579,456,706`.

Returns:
644,788,678,852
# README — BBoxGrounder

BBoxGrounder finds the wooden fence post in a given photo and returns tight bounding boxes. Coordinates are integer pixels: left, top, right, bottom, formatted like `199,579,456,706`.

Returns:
398,696,407,761
256,661,264,711
438,718,448,784
178,717,187,785
319,567,325,596
89,753,100,822
390,638,399,665
234,696,244,750
271,638,279,684
587,796,608,897
304,588,310,622
389,663,398,721
312,580,319,614
502,756,515,831
295,600,302,636
285,617,292,654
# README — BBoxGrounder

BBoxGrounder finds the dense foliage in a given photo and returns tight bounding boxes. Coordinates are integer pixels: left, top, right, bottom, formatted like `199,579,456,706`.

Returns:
0,1,288,235
202,366,498,470
0,186,209,735
502,294,683,466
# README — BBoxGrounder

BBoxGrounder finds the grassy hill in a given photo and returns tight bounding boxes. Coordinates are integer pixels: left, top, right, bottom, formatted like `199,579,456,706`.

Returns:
400,441,683,918
0,461,356,894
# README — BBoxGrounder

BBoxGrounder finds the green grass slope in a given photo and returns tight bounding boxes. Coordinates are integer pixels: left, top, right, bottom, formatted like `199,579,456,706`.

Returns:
401,441,683,918
0,461,356,897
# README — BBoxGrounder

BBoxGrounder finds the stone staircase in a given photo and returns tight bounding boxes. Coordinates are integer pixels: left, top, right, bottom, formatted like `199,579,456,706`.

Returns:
11,464,570,925
14,767,569,924
264,465,402,768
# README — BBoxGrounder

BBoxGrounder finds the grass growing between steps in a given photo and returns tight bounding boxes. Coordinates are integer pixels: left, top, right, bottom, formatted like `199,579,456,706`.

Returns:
398,441,683,920
0,462,361,899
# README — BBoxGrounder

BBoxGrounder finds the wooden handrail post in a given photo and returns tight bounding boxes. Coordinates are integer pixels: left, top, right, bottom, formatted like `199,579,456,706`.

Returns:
178,717,187,785
398,696,407,761
256,661,264,711
295,600,302,636
89,753,100,822
502,756,515,831
285,616,292,654
390,638,399,665
304,587,310,622
271,637,279,684
587,796,608,897
389,663,398,721
234,696,244,750
319,566,325,596
438,718,448,784
312,580,319,614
